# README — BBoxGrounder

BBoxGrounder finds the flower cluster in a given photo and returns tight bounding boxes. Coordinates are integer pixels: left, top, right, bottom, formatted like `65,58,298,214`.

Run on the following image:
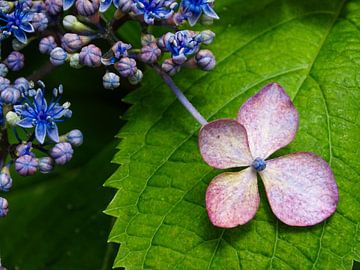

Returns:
0,0,218,218
0,76,82,217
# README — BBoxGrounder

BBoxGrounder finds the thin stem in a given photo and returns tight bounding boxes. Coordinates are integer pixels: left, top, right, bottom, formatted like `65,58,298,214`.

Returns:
153,65,208,126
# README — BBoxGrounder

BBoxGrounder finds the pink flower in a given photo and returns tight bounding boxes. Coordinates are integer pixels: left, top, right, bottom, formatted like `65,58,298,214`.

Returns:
199,83,339,228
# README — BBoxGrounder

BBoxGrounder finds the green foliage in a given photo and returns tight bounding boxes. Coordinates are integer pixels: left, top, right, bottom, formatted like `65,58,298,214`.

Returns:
105,0,360,269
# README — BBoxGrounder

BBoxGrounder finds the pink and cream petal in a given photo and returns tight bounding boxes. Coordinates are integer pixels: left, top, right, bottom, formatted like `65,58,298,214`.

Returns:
260,152,338,226
199,119,253,169
237,83,299,159
206,168,259,228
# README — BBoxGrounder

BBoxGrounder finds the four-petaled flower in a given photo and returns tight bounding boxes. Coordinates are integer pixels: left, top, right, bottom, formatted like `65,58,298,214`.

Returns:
0,1,34,44
199,83,339,228
14,87,72,144
133,0,178,24
181,0,219,26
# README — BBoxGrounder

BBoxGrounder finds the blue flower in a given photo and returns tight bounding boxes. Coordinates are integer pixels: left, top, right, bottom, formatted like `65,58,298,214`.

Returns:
14,85,72,144
0,1,35,44
99,0,120,12
165,30,200,64
181,0,219,26
133,0,178,24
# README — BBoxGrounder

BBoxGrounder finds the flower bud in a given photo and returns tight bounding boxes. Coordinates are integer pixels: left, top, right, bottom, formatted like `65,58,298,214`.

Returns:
39,36,57,55
141,34,156,46
31,13,49,32
0,77,10,92
0,63,8,77
38,157,54,174
112,41,131,59
75,0,100,16
1,87,21,104
79,44,102,67
139,44,161,64
61,33,86,53
162,59,180,76
115,57,137,77
63,15,94,32
50,47,68,66
69,53,82,69
103,72,120,90
198,30,215,45
45,0,63,15
15,155,39,176
14,77,30,92
66,129,83,147
0,167,12,192
50,142,73,165
0,1,11,13
128,69,143,85
195,49,216,71
12,39,27,51
6,111,20,126
118,0,132,12
0,197,9,217
5,51,24,71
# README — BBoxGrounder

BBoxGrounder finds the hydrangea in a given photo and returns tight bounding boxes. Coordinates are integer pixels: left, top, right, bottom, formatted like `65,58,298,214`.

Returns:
14,84,72,144
199,83,339,228
0,0,35,44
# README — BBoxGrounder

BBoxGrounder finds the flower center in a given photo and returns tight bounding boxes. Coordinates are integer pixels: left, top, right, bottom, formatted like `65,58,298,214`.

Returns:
251,157,266,172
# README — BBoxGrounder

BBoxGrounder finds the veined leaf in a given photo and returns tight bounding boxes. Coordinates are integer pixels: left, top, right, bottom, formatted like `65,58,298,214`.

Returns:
105,0,360,269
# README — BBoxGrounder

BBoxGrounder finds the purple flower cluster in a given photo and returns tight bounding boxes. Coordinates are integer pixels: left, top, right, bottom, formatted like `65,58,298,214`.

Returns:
0,0,218,218
0,77,83,217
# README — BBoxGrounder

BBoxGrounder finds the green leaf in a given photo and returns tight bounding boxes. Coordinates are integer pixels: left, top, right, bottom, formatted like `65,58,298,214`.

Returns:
105,0,360,269
0,66,125,269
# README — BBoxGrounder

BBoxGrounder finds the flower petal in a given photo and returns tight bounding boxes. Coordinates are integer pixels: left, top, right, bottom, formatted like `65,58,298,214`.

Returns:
47,124,59,143
35,122,47,144
237,83,299,159
202,4,219,19
63,0,75,10
260,152,338,226
206,168,259,228
99,0,112,12
13,29,27,44
199,119,253,169
17,117,33,128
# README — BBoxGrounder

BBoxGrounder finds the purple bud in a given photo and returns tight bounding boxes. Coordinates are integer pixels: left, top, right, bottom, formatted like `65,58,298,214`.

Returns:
61,33,83,53
15,155,39,176
112,41,131,59
0,63,8,77
139,44,161,64
39,36,57,54
66,129,83,147
75,0,100,16
31,13,49,32
115,57,137,77
0,168,12,192
79,44,102,67
198,30,215,45
50,47,68,66
1,87,21,104
0,77,10,92
50,142,73,165
162,59,180,76
5,51,24,71
195,49,216,71
141,34,156,46
0,197,8,217
14,77,30,92
102,72,120,90
45,0,63,15
38,157,54,174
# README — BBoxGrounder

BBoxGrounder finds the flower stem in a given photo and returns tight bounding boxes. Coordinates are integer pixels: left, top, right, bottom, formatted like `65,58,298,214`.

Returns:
153,65,208,126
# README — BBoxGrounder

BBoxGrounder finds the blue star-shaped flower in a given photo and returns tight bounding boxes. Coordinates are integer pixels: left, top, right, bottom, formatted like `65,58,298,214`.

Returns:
133,0,178,24
165,30,200,64
14,87,72,144
181,0,219,26
0,1,35,44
